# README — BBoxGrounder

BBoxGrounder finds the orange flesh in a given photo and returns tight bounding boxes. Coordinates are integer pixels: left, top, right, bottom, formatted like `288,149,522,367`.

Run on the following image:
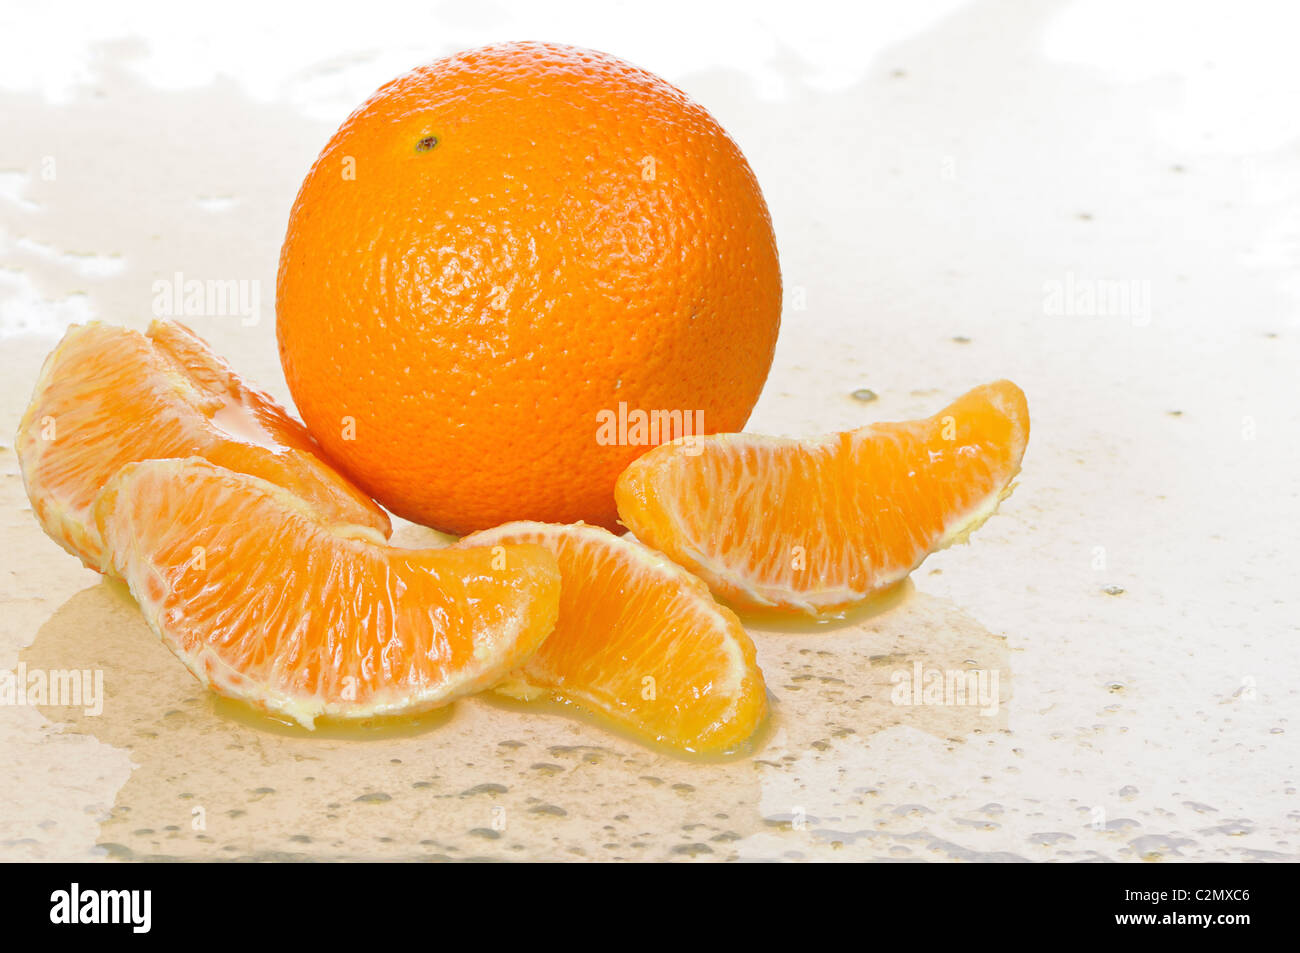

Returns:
94,458,561,728
616,380,1030,614
15,321,390,572
459,522,767,754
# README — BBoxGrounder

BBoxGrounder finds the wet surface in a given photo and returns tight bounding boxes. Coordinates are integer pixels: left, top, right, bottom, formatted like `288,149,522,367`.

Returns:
15,576,1014,861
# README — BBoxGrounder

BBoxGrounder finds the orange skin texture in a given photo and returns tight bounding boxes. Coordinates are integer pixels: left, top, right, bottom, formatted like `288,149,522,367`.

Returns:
276,42,781,534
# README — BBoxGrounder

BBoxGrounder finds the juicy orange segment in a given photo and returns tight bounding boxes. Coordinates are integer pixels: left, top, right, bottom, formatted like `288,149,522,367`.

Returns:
93,458,561,728
16,320,390,573
616,380,1030,615
458,522,767,755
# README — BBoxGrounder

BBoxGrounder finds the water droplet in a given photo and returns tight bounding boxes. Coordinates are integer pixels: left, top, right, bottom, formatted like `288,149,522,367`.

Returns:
460,783,508,797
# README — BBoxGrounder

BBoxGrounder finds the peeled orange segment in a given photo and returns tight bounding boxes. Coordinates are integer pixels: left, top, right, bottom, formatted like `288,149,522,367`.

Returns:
616,380,1030,616
16,320,390,573
92,458,561,728
457,522,767,754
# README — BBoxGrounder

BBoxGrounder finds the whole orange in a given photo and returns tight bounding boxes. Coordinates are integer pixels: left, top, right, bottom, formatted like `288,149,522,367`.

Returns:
276,42,781,534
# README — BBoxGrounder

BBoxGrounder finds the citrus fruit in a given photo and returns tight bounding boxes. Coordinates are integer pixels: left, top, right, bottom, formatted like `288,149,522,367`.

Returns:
16,320,390,573
277,41,782,535
457,521,767,754
93,457,562,728
616,380,1030,615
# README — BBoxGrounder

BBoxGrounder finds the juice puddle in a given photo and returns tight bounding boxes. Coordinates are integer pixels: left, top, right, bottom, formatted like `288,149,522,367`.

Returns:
477,689,777,764
207,681,779,761
208,665,772,760
208,696,456,740
20,573,1008,860
739,577,914,633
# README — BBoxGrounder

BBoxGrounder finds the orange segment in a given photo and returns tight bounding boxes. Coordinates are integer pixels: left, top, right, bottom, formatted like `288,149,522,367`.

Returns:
457,522,767,755
16,320,390,572
616,380,1030,615
93,458,561,728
